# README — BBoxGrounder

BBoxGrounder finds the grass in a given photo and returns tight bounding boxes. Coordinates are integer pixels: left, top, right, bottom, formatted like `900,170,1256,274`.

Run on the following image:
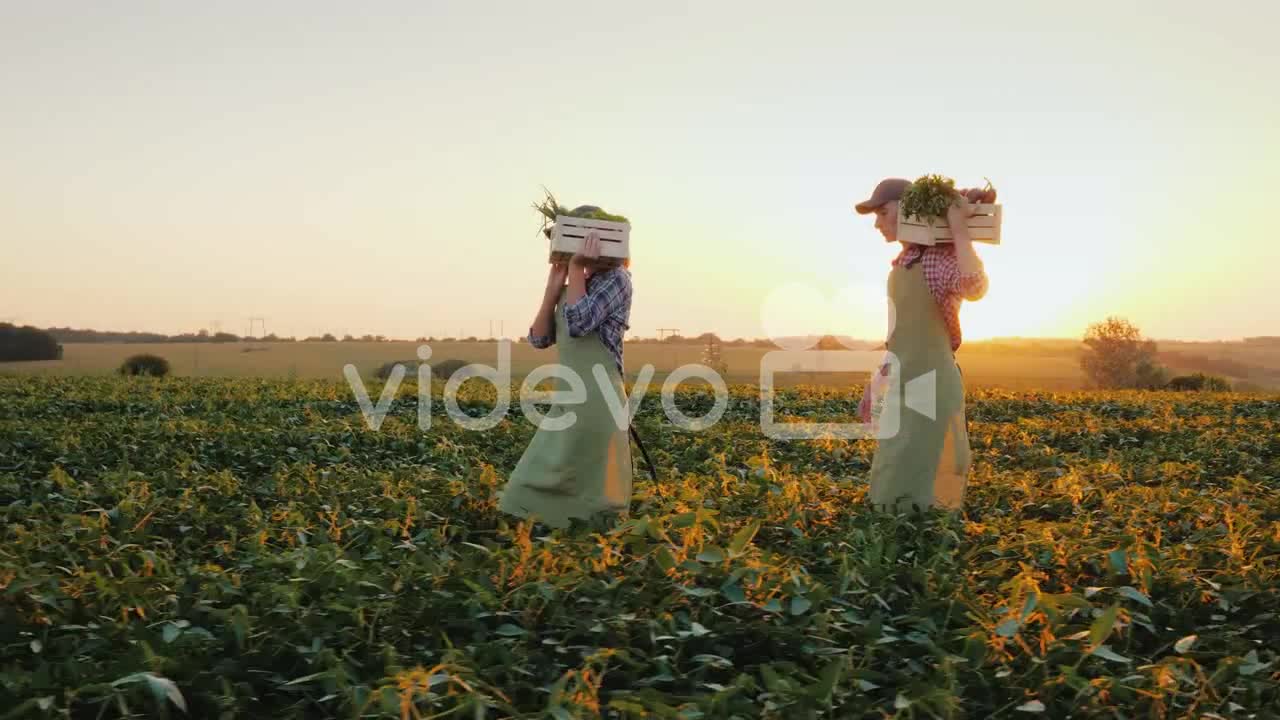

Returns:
1,376,1277,717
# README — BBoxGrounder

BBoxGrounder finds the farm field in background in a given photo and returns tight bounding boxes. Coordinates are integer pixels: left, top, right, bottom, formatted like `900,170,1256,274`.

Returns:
5,339,1279,390
1,376,1277,717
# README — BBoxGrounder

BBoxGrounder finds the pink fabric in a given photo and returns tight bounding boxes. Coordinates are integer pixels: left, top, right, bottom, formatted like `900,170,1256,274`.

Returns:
892,244,988,352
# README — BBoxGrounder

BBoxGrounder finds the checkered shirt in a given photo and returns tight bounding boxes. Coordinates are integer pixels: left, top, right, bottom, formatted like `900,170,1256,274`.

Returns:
892,244,988,352
528,267,632,373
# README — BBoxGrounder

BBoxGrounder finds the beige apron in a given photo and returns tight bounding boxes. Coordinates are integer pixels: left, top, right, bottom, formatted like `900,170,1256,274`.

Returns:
498,288,633,528
868,260,972,511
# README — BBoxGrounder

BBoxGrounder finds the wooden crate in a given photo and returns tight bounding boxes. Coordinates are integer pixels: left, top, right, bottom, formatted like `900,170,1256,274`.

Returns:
897,204,1001,245
549,215,631,265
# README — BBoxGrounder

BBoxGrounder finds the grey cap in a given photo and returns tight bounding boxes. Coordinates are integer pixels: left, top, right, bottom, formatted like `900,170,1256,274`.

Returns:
854,178,911,214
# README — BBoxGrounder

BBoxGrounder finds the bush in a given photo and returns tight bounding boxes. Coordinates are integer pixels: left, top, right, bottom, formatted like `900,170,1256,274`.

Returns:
1167,373,1232,392
1203,375,1233,392
1134,358,1169,390
119,354,171,377
374,358,469,381
432,359,469,379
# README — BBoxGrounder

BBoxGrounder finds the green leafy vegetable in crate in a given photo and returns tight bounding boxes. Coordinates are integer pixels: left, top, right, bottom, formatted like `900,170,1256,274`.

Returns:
899,174,996,222
533,187,629,241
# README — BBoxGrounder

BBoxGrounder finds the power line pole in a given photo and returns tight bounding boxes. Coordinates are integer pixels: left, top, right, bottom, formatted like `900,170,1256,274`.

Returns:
656,328,681,373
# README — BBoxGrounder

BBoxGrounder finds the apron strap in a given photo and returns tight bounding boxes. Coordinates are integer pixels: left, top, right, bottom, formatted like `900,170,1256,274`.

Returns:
904,245,925,269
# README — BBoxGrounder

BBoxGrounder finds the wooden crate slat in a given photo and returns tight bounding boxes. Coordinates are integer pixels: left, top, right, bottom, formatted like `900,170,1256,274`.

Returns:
899,226,999,243
902,224,1000,238
897,204,1002,245
549,214,631,259
553,215,630,232
903,213,999,229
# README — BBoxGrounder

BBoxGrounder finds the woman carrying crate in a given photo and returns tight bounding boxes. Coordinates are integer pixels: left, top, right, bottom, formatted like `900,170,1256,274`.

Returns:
853,178,990,512
498,230,634,529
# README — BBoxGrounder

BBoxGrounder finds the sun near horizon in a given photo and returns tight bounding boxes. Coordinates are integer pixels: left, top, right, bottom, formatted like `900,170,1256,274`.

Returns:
1,2,1277,343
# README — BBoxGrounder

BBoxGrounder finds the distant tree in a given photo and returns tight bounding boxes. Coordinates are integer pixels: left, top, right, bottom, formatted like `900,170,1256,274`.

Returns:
1080,317,1166,389
0,323,62,361
119,353,170,377
212,332,240,343
43,327,178,343
342,335,356,342
322,333,337,342
462,336,478,342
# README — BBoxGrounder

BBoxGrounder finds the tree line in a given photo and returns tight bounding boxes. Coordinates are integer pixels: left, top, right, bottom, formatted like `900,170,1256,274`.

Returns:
0,323,63,361
38,327,790,346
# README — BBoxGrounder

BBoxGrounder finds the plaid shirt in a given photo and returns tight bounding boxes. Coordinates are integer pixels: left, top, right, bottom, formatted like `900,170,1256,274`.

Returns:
528,267,632,373
893,244,988,352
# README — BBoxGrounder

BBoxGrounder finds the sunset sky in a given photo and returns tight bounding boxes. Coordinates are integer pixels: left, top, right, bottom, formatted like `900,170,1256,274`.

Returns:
2,1,1277,343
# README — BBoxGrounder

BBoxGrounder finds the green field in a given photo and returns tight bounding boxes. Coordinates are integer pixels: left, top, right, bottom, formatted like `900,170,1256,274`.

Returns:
7,339,1277,391
2,376,1277,717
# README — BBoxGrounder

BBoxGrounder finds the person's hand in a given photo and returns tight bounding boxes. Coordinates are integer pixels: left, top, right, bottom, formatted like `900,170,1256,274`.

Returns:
546,261,569,289
571,231,602,268
946,194,977,235
959,184,997,204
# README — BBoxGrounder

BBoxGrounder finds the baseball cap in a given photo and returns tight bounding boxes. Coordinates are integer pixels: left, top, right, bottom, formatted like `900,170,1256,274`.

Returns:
854,178,911,214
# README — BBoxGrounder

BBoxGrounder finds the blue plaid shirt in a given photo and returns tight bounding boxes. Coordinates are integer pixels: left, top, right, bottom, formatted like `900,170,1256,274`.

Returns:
529,268,632,373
